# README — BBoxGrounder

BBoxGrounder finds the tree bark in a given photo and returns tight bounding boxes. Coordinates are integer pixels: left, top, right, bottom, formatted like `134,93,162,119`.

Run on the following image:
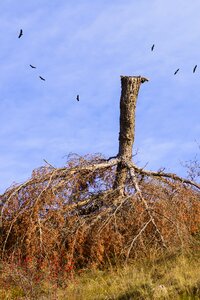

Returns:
113,76,148,195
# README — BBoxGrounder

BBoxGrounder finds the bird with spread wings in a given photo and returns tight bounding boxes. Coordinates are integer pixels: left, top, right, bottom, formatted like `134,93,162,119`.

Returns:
18,29,23,38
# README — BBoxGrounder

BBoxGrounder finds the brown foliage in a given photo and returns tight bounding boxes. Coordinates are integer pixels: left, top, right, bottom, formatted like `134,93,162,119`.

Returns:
0,154,200,271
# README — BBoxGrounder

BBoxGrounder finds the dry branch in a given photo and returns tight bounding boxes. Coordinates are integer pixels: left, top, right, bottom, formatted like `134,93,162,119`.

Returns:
128,161,200,190
125,219,151,263
127,165,167,248
0,158,119,224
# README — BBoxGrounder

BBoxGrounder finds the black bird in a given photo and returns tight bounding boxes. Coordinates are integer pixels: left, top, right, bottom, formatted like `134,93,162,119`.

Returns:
30,64,36,69
151,44,155,51
193,65,197,73
76,95,79,101
174,68,179,75
39,76,45,81
18,29,23,38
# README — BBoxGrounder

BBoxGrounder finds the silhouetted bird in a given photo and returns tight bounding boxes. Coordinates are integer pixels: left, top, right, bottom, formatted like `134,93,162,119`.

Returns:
30,64,36,69
193,65,197,73
18,29,23,38
39,76,45,81
151,44,155,51
174,69,179,75
76,95,79,101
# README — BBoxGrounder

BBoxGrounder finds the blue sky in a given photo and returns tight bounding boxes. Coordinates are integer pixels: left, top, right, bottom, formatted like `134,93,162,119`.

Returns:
0,0,200,193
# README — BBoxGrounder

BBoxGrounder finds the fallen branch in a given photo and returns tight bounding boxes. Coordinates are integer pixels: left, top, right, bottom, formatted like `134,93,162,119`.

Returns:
129,161,200,190
0,158,119,225
128,165,167,248
125,219,152,263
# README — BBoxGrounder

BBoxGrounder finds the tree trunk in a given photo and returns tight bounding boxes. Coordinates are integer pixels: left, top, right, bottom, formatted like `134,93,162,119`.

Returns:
113,76,148,196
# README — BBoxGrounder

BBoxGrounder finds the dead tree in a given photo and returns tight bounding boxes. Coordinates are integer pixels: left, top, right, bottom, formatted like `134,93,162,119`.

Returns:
1,74,199,218
1,75,200,260
113,76,148,196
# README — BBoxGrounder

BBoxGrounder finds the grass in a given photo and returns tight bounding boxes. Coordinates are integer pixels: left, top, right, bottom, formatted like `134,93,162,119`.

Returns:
1,251,200,299
65,253,200,300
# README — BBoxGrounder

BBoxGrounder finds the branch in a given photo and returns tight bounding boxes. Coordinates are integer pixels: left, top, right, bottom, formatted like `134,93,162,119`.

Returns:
127,166,167,248
125,219,151,263
129,161,200,190
13,159,117,191
0,159,119,218
43,159,56,169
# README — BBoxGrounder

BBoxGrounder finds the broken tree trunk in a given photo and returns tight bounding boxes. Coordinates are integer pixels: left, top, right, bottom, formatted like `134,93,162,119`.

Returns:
113,76,148,196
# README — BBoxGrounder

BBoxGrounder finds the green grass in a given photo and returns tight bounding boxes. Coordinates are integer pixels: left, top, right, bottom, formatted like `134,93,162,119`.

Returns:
1,253,200,299
65,254,200,300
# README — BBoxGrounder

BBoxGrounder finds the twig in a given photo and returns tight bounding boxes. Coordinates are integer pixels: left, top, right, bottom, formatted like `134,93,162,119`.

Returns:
38,217,43,251
125,219,151,263
97,192,134,233
129,161,200,190
43,159,56,169
0,159,119,225
127,165,167,248
1,159,118,196
2,169,57,257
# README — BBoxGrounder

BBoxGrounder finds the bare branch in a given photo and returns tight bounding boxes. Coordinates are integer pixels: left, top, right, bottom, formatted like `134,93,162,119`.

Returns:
0,159,119,218
129,161,200,190
43,159,56,169
128,166,167,248
125,219,151,263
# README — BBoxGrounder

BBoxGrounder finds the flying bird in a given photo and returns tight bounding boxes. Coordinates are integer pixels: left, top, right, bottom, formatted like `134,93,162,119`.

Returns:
76,95,79,101
174,68,179,75
30,64,36,69
151,44,155,51
193,65,197,73
18,29,23,38
39,76,45,81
